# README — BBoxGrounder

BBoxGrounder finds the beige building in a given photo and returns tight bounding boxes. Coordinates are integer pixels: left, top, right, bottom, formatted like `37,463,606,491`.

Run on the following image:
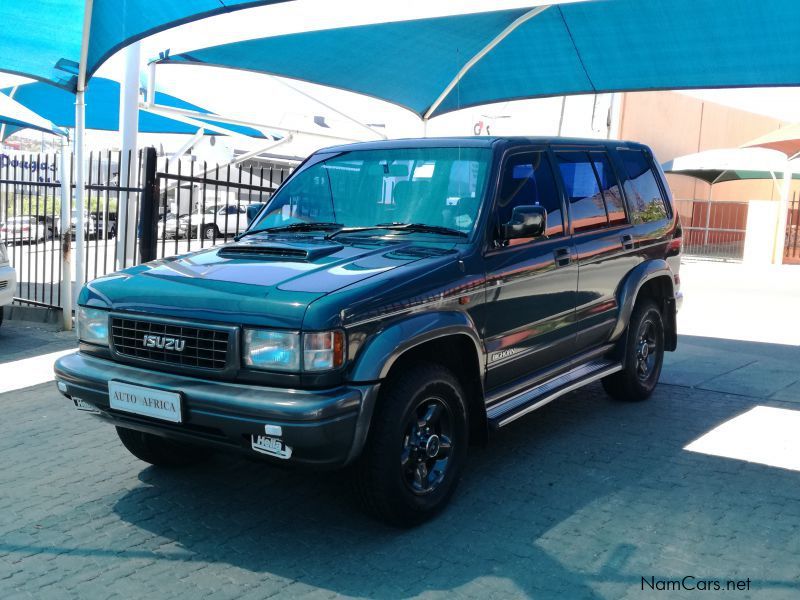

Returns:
618,91,799,202
617,91,799,263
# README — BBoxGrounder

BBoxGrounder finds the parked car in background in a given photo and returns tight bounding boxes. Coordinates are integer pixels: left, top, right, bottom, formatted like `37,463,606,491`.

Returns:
183,203,249,240
55,137,682,526
158,213,188,239
0,216,52,244
0,242,16,327
70,211,99,240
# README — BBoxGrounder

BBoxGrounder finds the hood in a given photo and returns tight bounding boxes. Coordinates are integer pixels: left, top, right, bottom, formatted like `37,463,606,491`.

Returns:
80,235,459,329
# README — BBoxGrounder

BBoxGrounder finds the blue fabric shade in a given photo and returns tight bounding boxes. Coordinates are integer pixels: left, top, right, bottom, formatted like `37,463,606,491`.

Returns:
161,0,800,118
1,78,266,139
0,0,292,91
0,92,67,137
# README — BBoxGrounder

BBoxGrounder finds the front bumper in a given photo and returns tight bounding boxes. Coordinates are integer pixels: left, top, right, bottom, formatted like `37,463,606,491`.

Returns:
0,264,16,306
54,352,379,467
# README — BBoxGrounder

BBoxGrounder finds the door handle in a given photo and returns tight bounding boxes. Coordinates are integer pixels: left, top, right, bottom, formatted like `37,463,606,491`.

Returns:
553,246,572,267
621,234,635,250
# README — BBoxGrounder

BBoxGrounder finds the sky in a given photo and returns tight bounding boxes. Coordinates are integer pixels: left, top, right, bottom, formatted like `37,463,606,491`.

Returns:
2,0,800,151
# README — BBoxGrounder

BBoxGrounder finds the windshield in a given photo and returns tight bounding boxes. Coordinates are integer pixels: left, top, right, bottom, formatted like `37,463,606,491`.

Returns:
249,147,491,238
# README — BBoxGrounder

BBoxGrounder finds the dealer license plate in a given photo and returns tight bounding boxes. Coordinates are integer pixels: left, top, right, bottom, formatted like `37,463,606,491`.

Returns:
109,381,183,423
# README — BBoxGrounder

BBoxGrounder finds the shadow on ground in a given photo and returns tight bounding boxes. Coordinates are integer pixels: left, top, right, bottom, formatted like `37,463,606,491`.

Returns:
105,378,800,598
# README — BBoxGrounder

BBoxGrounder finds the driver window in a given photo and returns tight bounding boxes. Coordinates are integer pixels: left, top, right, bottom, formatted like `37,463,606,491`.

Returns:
496,152,563,245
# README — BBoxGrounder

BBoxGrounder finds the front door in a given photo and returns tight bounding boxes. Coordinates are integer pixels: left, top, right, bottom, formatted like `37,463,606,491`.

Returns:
483,149,578,392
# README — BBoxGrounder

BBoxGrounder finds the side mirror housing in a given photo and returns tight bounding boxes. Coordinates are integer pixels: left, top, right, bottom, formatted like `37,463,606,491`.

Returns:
501,205,547,240
246,203,267,226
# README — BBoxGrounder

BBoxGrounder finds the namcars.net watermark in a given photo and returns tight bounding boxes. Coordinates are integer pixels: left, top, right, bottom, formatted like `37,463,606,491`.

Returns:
642,576,752,592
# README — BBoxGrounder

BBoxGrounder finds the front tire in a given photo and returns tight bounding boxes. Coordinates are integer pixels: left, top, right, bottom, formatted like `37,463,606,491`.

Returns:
602,299,664,402
116,426,212,467
355,363,468,527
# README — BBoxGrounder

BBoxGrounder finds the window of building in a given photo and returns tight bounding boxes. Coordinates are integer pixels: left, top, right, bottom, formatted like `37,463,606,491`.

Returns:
618,149,669,224
496,151,563,242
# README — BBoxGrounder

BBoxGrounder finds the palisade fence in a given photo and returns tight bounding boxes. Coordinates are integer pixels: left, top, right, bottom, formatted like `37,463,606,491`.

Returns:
673,198,749,261
785,192,800,265
0,147,294,311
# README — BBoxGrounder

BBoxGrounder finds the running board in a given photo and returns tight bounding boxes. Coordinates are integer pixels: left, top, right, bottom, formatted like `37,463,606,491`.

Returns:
486,359,623,429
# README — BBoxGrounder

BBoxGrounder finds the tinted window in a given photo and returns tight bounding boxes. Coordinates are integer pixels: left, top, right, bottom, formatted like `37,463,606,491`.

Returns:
618,149,668,224
556,152,608,233
590,152,627,225
496,152,563,241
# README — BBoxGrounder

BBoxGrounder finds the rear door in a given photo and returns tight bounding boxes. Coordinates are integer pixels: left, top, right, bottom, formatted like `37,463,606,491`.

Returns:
553,148,635,352
483,148,578,391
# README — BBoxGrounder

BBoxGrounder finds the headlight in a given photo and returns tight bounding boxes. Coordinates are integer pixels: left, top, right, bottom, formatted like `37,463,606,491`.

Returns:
243,329,346,372
77,306,109,346
0,243,7,264
243,330,300,371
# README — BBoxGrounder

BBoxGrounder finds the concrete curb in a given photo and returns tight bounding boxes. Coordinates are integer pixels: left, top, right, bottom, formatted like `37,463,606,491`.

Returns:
4,304,64,330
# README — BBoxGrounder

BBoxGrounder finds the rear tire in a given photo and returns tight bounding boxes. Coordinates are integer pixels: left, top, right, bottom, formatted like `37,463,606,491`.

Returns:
116,426,212,467
602,299,664,402
354,363,468,527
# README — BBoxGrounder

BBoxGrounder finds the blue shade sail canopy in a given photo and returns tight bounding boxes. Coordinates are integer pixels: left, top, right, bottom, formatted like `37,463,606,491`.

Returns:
0,92,67,137
0,78,266,139
0,0,293,91
161,0,800,119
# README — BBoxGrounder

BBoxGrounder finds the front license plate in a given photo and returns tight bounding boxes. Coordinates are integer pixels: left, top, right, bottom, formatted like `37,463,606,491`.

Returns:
109,381,182,423
251,435,292,460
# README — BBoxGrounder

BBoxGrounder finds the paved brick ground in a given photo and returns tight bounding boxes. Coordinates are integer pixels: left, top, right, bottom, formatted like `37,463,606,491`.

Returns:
2,336,799,599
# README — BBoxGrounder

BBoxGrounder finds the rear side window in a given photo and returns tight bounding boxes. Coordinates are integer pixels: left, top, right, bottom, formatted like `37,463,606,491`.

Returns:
590,152,627,225
496,151,563,240
555,152,609,233
618,149,669,224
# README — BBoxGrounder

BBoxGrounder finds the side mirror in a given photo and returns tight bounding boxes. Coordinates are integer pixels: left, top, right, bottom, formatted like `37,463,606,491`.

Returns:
501,205,547,240
246,203,267,226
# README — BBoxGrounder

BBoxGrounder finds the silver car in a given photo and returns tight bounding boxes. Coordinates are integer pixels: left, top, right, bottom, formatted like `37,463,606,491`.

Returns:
0,242,16,327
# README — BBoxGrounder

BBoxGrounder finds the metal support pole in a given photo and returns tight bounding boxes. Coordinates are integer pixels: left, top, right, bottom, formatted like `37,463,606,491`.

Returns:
773,162,793,264
74,91,86,290
116,41,141,270
59,136,73,331
138,147,158,264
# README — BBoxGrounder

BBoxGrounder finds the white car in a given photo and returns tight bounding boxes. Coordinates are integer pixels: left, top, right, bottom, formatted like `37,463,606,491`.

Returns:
183,204,249,240
0,242,16,327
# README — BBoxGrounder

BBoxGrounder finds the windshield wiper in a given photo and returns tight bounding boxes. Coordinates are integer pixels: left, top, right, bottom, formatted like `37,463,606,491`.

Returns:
235,222,343,240
326,222,467,239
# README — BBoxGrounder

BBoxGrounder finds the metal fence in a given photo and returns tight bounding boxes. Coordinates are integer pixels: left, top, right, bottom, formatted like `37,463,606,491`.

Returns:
785,193,800,264
673,199,749,261
0,147,293,310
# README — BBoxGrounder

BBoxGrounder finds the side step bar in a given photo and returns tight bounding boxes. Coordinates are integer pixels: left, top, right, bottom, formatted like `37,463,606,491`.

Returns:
486,359,623,429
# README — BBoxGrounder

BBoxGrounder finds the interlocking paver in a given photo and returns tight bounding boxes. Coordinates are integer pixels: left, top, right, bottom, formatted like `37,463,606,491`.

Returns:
2,337,799,598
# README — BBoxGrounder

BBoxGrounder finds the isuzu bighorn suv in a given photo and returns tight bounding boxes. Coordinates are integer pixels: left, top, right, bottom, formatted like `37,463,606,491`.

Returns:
55,137,682,526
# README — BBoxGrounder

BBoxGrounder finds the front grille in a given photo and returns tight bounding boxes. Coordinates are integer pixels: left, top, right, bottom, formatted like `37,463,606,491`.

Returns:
0,281,7,290
111,317,231,370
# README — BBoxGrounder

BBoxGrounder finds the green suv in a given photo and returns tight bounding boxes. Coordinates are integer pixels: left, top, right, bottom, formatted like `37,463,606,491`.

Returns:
55,137,682,526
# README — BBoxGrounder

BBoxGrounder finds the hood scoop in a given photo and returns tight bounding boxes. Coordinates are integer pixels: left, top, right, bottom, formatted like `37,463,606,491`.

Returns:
218,241,340,261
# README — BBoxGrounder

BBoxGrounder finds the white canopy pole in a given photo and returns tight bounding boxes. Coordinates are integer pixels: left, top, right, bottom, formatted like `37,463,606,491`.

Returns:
773,158,796,264
423,5,551,121
116,41,141,269
59,135,73,330
74,0,93,298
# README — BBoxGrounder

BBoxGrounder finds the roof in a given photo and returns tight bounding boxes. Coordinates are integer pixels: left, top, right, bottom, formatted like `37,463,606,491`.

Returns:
318,136,647,154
